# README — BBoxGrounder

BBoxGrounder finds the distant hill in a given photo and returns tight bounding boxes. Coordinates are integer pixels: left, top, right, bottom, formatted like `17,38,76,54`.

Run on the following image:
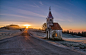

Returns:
0,24,21,30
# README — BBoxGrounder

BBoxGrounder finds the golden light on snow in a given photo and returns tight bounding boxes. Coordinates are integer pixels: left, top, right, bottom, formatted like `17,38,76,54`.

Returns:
23,24,31,28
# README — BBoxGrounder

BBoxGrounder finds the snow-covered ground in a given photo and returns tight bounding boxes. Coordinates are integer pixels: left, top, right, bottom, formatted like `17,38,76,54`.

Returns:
31,30,86,53
0,29,23,40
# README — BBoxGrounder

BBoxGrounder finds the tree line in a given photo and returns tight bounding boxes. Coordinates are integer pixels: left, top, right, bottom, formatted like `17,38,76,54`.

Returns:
62,30,86,37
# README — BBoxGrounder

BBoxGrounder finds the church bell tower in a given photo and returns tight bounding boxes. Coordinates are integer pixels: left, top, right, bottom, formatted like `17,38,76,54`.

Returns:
46,7,54,28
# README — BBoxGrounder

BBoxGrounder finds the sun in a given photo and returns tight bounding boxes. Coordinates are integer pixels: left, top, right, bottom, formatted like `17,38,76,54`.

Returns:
24,24,31,28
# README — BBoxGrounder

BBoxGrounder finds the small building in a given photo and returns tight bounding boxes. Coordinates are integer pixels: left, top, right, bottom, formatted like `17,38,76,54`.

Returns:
51,23,62,39
46,7,62,40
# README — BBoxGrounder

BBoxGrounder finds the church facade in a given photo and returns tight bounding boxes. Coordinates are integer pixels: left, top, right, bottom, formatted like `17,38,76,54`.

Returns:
46,7,62,40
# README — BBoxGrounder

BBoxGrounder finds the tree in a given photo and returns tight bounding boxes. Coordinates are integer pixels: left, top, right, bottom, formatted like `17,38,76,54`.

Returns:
77,32,82,36
82,32,86,37
42,23,47,31
71,31,73,35
67,30,69,34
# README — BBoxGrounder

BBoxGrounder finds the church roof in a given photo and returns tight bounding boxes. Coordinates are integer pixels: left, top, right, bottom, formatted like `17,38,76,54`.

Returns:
51,23,62,30
48,11,53,18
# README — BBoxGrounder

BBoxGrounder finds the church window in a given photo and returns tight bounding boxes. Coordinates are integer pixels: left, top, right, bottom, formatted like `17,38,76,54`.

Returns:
50,19,52,21
55,33,57,37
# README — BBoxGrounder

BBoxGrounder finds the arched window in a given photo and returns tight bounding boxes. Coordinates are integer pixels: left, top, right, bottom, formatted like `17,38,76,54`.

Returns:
50,19,52,21
55,33,57,37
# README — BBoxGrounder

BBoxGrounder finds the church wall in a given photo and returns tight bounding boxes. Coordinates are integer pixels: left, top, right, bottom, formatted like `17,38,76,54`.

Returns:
50,30,62,39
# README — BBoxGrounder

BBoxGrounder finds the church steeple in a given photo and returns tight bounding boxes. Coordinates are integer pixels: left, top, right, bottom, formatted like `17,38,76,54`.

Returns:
48,7,53,19
46,7,54,28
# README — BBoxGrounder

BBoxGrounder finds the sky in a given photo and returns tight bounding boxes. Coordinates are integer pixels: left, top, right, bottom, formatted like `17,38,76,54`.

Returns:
0,0,86,32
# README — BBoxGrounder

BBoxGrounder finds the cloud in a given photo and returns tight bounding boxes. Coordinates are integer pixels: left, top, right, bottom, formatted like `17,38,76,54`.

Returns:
56,5,70,11
13,8,46,18
39,1,43,5
29,3,39,8
0,14,34,19
66,2,74,6
54,11,73,22
29,5,39,8
4,6,46,18
67,18,73,22
55,17,73,22
56,18,65,21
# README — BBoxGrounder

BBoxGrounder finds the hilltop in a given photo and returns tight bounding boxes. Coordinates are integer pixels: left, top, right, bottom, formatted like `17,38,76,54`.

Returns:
0,24,21,30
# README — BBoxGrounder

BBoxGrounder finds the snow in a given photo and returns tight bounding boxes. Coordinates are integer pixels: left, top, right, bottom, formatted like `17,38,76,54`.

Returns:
0,29,23,40
30,30,86,54
62,33,86,43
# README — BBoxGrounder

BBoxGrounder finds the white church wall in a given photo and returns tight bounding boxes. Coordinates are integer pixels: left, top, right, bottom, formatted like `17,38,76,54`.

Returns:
51,30,62,39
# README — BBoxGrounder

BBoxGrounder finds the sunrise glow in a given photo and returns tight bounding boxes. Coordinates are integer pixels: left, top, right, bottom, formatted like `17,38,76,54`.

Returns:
24,24,31,28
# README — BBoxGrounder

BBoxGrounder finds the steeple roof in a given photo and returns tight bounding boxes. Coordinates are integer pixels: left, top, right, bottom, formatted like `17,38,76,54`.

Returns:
47,7,53,18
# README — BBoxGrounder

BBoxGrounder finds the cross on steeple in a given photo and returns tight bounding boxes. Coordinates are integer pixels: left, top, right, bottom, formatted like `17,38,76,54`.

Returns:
49,6,51,11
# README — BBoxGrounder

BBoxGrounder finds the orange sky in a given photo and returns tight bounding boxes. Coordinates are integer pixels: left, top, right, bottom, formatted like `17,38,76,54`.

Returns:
0,21,86,33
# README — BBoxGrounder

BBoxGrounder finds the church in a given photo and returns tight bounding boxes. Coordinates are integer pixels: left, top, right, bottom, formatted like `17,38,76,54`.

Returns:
46,7,62,40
